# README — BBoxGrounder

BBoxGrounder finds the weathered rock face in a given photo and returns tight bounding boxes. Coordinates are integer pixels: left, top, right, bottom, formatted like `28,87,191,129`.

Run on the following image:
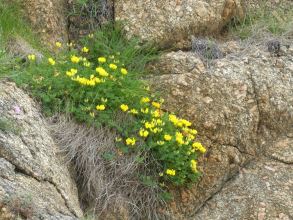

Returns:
6,37,43,62
0,81,83,219
22,0,68,47
194,157,293,220
115,0,245,48
150,41,293,218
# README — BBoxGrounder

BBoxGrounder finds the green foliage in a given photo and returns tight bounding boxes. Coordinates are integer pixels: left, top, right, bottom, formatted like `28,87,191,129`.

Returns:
0,0,41,49
227,1,293,39
83,23,159,75
14,25,205,190
0,117,20,134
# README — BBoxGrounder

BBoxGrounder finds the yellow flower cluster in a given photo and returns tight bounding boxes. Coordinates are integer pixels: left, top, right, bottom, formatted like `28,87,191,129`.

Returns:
169,114,192,127
139,128,149,137
71,55,80,63
82,47,89,53
96,104,106,111
109,63,117,70
120,104,129,112
28,54,36,61
164,134,172,141
190,160,197,173
192,142,206,153
152,101,161,109
48,58,56,65
72,75,102,86
98,57,106,63
129,109,138,114
144,119,164,134
121,68,128,75
126,137,136,146
41,42,206,185
141,97,150,103
166,169,176,176
55,42,62,48
96,67,109,77
66,68,78,77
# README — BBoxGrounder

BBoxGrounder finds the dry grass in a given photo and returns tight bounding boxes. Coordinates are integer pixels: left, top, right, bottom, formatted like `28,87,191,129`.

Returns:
227,0,293,40
48,115,168,220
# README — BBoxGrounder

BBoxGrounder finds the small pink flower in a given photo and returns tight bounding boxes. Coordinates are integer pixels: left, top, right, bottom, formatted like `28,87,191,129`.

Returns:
13,106,21,115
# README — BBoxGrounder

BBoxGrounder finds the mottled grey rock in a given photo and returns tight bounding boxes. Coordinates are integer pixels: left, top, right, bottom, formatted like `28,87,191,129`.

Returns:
193,157,293,220
0,81,83,219
22,0,68,48
149,41,293,218
6,37,43,62
115,0,245,49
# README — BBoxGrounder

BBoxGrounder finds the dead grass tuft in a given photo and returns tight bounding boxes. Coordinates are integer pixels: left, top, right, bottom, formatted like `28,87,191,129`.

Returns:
48,115,167,220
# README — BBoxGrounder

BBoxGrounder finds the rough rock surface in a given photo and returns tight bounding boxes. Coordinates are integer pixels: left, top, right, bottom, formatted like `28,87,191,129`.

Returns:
6,37,43,62
22,0,68,48
0,81,83,219
115,0,245,48
194,157,293,220
150,41,293,218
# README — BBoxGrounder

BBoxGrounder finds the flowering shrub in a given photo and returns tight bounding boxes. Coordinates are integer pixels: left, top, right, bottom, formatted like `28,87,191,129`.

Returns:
18,29,206,189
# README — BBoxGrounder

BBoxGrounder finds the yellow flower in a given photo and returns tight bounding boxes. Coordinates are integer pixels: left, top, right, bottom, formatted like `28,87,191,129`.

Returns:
55,42,62,48
152,101,161,109
98,57,106,63
175,132,184,145
48,58,56,65
121,68,128,75
67,42,73,47
115,137,122,142
120,104,129,112
101,98,108,103
181,119,192,127
166,169,176,176
96,104,106,111
130,109,138,114
71,55,80,63
83,61,91,67
144,121,155,129
164,134,172,141
141,97,150,103
157,141,165,145
192,142,206,153
190,160,198,173
141,108,149,114
96,67,109,77
66,68,78,77
139,128,149,137
27,54,36,61
109,63,117,70
126,137,136,146
155,119,164,126
82,47,89,53
189,129,198,135
88,33,94,38
152,110,160,118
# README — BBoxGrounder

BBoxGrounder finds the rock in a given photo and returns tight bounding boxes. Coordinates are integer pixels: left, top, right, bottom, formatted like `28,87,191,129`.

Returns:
149,40,293,218
267,39,281,55
193,157,293,219
6,37,43,62
21,0,68,48
115,0,245,49
67,0,114,41
0,81,83,219
191,37,224,59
